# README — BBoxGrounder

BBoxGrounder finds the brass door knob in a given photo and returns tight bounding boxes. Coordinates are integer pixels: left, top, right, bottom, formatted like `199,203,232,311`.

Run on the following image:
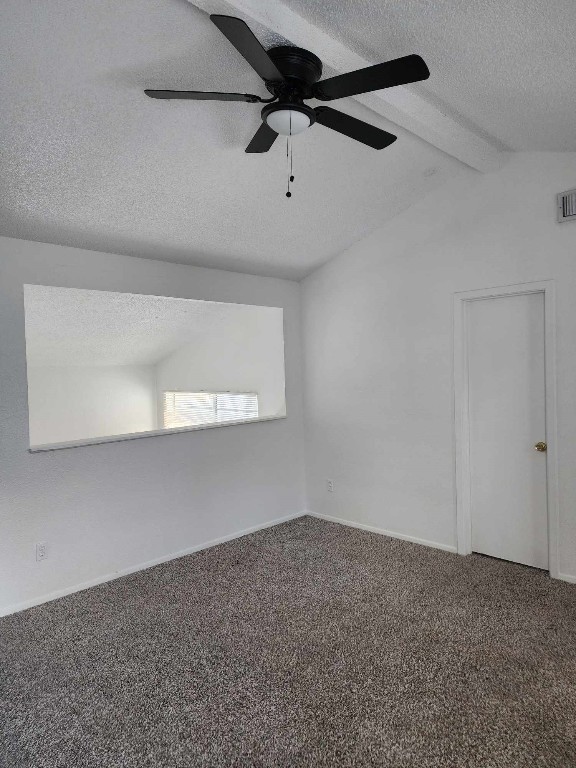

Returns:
534,441,547,452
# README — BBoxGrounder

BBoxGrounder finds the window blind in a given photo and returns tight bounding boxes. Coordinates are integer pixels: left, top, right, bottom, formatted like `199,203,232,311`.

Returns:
163,391,259,429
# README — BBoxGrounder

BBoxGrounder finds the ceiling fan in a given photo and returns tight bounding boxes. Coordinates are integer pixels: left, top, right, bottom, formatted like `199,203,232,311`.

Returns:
145,14,430,153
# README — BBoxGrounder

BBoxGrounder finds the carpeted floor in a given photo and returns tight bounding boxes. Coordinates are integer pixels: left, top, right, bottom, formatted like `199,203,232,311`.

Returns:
1,516,576,768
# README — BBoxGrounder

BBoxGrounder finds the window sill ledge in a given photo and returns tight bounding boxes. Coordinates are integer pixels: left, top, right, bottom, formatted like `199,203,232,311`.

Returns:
29,414,287,453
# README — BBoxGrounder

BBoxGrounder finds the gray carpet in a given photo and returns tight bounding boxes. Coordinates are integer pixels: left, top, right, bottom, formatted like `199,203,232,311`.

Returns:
1,516,576,768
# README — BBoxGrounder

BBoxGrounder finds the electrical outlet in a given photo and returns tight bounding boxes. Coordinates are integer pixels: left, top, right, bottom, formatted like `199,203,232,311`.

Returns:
36,542,47,562
327,479,335,493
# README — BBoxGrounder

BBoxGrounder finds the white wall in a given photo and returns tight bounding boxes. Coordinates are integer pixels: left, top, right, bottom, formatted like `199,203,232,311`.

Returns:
27,364,158,446
303,152,576,580
155,308,286,422
0,237,305,615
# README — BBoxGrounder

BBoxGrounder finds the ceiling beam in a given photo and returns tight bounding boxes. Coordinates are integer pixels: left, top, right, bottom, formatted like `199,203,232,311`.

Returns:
186,0,504,172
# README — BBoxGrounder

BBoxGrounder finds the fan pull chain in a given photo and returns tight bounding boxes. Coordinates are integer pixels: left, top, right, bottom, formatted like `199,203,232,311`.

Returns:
286,138,295,197
286,112,295,198
286,136,291,197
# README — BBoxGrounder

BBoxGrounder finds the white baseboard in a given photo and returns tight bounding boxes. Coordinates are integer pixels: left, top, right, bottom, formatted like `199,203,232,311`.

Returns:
0,511,306,617
5,510,568,618
309,513,576,581
308,511,458,553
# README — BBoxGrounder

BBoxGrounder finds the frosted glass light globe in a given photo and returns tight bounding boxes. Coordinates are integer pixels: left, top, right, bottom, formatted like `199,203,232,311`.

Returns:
265,109,310,136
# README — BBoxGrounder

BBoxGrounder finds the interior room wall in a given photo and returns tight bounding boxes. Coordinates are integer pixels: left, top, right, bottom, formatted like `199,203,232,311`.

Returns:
0,237,305,615
155,310,286,423
27,364,158,446
302,152,576,581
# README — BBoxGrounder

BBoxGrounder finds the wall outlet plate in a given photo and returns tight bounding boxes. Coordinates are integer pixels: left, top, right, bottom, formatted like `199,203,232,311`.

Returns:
36,542,47,561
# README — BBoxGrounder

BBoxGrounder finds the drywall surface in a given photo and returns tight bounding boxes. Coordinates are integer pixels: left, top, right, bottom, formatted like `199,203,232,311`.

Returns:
27,365,158,446
0,237,305,614
0,0,469,280
303,152,576,579
156,308,286,422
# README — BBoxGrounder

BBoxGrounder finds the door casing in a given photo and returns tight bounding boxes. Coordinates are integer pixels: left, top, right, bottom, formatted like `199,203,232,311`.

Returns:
453,281,559,578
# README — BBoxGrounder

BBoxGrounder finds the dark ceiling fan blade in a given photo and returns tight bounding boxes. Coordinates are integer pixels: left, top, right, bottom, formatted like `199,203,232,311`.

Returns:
144,89,269,103
245,122,278,153
211,15,284,83
313,55,430,101
315,107,397,150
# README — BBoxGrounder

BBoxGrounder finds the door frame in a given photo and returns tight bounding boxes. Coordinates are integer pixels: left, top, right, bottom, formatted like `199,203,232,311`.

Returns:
453,280,559,578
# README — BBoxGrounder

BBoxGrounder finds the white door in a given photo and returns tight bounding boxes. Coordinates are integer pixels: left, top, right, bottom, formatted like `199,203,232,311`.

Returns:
467,292,548,569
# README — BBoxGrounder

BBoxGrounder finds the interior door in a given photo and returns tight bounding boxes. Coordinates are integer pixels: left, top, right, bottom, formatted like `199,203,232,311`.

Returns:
467,292,548,569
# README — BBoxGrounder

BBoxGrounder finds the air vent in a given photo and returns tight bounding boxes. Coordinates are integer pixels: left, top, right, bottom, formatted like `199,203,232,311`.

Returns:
557,188,576,223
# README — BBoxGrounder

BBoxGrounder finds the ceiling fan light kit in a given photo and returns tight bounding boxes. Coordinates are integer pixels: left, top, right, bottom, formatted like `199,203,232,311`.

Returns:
262,103,315,136
145,13,430,191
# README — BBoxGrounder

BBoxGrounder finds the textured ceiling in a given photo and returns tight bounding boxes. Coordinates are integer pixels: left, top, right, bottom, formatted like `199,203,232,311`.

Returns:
24,285,280,367
284,0,576,152
0,0,469,279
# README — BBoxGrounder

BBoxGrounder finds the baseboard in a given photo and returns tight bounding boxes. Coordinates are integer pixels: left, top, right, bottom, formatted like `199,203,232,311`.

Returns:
0,511,306,617
558,572,576,584
308,511,458,553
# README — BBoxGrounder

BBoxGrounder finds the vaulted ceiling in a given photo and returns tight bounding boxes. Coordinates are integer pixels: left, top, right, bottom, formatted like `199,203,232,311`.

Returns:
1,0,572,279
24,285,278,367
283,0,576,151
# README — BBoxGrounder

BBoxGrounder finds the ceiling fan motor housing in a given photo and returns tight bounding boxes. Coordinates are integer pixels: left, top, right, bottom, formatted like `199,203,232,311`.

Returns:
262,46,322,134
266,46,323,97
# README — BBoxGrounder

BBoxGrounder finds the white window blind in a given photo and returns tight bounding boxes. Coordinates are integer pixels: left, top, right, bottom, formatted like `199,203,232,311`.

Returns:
163,391,259,429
